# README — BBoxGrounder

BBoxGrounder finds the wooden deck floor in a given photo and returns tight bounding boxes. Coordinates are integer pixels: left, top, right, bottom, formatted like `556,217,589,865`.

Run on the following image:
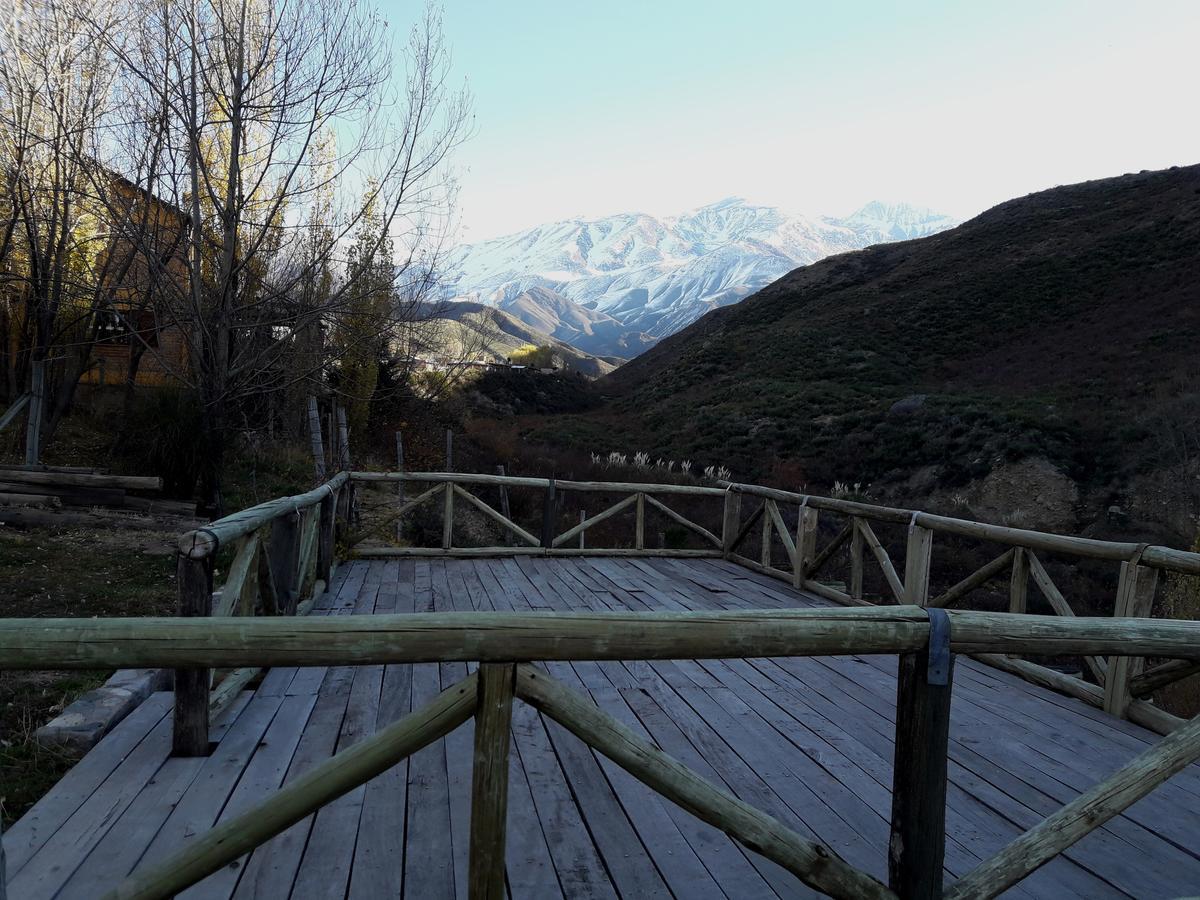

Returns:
6,556,1200,899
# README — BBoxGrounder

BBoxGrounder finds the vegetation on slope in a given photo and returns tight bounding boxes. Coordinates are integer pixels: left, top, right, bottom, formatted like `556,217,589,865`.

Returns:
531,164,1200,538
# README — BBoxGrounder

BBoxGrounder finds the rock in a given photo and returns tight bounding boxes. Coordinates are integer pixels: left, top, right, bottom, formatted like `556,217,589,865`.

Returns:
36,668,167,754
888,394,927,416
964,457,1080,531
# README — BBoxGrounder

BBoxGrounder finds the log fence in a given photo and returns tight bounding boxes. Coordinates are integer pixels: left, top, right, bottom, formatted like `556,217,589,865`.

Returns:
6,467,1200,899
170,470,351,755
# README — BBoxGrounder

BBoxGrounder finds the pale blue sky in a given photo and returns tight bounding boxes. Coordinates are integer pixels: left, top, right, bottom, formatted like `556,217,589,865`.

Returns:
383,0,1200,242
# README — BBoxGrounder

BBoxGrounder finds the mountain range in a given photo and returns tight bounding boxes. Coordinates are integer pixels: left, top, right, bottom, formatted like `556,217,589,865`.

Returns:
440,197,957,348
529,164,1200,538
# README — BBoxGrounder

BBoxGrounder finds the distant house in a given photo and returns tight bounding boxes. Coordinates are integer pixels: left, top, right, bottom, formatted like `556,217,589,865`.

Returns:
78,176,191,387
2,172,191,391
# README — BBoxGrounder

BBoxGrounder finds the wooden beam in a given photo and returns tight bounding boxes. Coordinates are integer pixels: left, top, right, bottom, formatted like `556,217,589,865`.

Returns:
807,520,852,582
468,664,515,900
1104,563,1159,718
764,499,797,567
636,492,646,551
349,482,447,546
179,473,348,558
643,493,720,548
945,710,1200,900
173,553,212,756
792,504,817,590
890,636,953,899
552,493,637,549
24,360,44,465
540,479,556,548
215,535,259,617
1009,548,1029,615
5,608,1200,669
0,469,162,491
760,501,773,568
0,392,29,433
927,549,1015,610
1026,552,1107,682
903,523,934,607
514,665,894,900
856,519,905,603
106,674,479,900
317,490,335,585
443,478,455,550
307,396,326,481
850,519,865,602
1131,658,1200,698
727,501,765,555
454,484,540,547
495,465,511,545
268,511,301,615
721,489,741,558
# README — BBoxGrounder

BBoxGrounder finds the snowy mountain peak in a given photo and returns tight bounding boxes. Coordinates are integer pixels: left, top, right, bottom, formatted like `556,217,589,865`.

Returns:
443,198,958,345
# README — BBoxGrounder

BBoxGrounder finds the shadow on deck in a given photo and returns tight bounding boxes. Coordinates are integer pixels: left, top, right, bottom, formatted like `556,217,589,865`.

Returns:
5,556,1200,899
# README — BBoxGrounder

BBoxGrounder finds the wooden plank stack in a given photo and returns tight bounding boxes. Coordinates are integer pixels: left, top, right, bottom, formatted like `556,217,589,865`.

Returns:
0,464,195,520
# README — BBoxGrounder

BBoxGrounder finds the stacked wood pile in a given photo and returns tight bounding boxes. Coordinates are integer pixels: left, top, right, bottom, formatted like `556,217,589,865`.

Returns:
0,464,196,526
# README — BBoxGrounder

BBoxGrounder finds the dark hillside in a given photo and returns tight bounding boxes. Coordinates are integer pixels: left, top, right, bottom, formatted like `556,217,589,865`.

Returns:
537,164,1200,538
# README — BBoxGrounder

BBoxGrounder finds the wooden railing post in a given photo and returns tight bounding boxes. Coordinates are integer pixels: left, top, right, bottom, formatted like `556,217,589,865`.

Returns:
1104,561,1159,718
268,510,302,615
579,509,587,550
442,479,455,550
1009,548,1029,614
850,518,865,601
469,663,515,900
794,502,818,590
760,502,773,568
890,610,953,899
174,552,213,756
24,359,44,465
721,490,741,558
495,466,512,546
317,490,335,585
307,396,326,481
635,493,646,551
396,431,406,540
540,478,556,548
904,521,934,607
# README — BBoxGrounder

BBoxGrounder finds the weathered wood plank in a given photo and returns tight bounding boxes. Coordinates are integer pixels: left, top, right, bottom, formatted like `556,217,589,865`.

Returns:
515,665,895,900
946,711,1200,899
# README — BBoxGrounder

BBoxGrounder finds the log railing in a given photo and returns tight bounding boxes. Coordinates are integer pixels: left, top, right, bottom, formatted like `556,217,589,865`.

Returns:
338,469,1200,737
347,471,727,558
716,480,1200,737
3,609,1200,900
172,470,351,755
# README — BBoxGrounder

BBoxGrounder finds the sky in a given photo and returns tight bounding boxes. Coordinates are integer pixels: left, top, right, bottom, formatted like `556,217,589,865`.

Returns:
382,0,1200,243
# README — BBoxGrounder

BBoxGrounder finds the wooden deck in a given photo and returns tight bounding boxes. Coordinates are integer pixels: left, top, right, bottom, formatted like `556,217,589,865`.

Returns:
6,556,1200,899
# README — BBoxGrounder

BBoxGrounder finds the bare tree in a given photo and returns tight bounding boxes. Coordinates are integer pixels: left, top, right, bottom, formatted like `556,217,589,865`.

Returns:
105,0,469,510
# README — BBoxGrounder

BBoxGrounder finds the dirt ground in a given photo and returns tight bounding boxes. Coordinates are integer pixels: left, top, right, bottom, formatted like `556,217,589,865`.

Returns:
0,516,182,826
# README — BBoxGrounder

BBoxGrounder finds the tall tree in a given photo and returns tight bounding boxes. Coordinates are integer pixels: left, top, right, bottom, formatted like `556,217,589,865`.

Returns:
106,0,469,510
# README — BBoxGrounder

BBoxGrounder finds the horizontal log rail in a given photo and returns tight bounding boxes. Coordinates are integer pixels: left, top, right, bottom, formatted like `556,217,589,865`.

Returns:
4,607,1200,669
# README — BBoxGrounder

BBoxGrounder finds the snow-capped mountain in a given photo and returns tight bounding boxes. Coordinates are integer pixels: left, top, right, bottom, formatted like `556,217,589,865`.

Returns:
441,198,957,344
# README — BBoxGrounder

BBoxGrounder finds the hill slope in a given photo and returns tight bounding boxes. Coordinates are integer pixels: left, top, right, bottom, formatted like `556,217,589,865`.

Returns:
497,287,657,358
419,302,617,377
545,165,1200,536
